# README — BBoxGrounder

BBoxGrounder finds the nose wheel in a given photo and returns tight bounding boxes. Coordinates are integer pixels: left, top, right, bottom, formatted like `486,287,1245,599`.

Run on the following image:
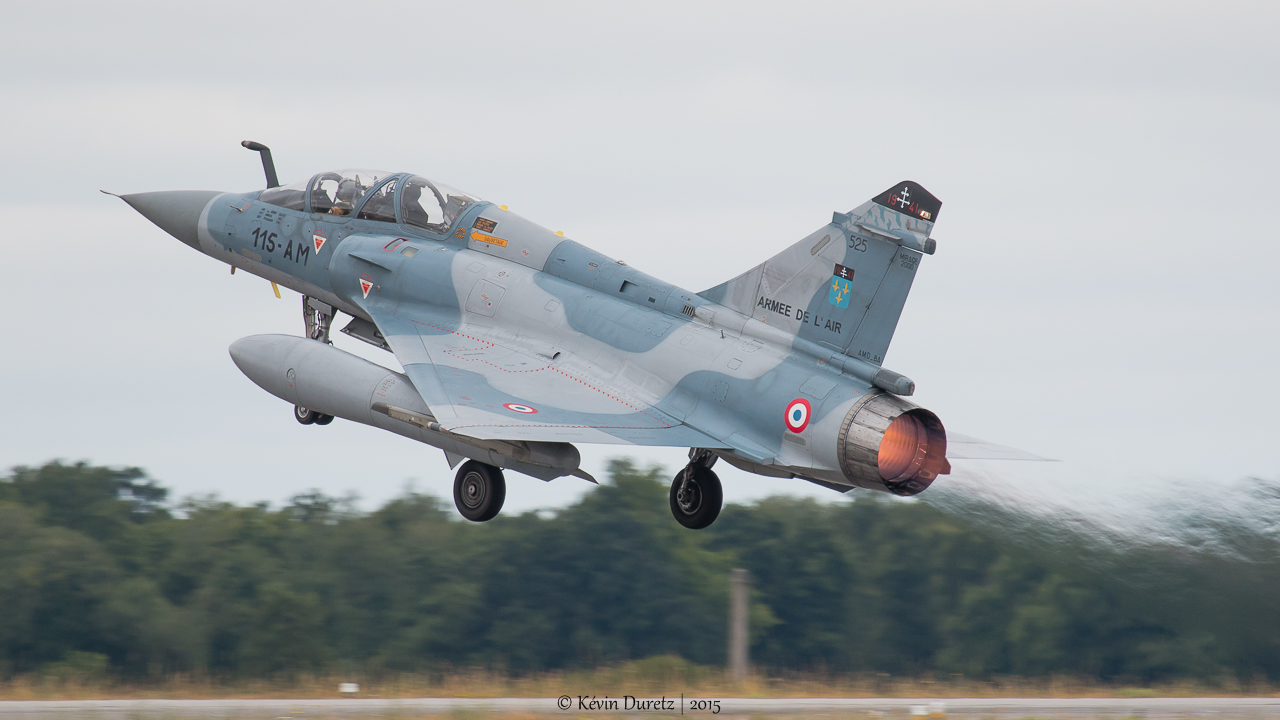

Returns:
670,450,722,529
453,460,506,522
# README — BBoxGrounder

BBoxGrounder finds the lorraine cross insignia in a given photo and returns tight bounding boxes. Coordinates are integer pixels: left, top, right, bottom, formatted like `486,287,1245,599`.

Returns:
895,186,911,209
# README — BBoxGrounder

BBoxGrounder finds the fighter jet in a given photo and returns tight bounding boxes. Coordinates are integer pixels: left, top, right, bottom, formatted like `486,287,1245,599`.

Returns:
116,142,1032,528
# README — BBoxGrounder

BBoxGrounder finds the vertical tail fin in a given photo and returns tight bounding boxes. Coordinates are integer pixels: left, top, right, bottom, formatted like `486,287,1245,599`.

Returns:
698,181,941,366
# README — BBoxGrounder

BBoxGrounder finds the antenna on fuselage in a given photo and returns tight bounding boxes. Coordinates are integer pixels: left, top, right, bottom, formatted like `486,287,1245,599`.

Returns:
240,140,279,188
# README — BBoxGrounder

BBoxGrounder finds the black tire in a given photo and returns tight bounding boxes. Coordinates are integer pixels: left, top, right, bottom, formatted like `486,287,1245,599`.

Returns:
314,414,334,426
453,461,506,522
294,405,317,425
669,466,723,529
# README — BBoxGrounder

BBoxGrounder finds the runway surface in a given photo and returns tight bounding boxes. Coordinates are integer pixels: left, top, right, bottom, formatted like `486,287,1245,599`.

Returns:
2,696,1280,718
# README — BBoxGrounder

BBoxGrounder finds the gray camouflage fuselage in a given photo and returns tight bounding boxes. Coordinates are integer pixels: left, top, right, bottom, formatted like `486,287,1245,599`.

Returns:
121,170,952,495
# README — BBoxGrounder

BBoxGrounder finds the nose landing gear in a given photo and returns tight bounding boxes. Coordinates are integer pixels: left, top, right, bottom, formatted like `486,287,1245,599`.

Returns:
304,296,334,344
295,297,336,426
670,449,722,529
454,460,506,522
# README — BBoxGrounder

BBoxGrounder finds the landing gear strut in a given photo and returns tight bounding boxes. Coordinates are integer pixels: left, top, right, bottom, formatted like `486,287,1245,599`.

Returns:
454,460,506,522
670,449,722,529
297,296,336,426
303,296,334,344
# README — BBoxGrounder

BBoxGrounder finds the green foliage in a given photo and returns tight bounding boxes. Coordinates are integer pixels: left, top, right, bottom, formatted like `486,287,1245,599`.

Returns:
5,462,168,533
38,651,109,683
0,459,1275,682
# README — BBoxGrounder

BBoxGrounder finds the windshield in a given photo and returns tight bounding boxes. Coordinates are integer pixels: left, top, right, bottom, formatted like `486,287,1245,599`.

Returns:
308,169,393,216
259,178,308,211
400,175,479,233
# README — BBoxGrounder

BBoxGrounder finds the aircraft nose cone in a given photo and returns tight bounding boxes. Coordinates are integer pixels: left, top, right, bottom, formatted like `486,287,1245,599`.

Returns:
120,190,222,249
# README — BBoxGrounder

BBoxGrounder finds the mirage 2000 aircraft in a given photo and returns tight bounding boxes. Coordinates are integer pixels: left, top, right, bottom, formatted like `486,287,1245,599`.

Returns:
116,142,1032,529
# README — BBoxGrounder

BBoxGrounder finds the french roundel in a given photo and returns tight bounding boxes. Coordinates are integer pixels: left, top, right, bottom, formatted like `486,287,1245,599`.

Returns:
784,398,811,433
503,402,538,414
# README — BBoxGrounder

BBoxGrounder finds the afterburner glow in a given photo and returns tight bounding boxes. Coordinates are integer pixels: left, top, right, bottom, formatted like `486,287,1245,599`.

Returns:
879,412,930,481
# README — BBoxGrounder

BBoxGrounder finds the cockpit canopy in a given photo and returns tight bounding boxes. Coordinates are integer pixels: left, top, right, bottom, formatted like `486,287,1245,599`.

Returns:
400,176,478,233
258,170,480,234
312,169,393,216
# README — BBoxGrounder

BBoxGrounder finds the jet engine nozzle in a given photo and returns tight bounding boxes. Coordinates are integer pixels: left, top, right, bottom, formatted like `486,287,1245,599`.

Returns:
837,392,950,496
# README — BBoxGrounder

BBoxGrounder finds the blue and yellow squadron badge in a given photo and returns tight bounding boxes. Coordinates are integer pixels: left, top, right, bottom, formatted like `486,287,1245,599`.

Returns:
828,264,854,308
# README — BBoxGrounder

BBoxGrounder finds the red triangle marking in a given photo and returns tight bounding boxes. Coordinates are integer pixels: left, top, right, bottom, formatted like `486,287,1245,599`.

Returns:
360,279,373,298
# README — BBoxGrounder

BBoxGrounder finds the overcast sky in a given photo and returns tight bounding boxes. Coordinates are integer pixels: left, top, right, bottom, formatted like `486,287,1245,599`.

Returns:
1,1,1277,514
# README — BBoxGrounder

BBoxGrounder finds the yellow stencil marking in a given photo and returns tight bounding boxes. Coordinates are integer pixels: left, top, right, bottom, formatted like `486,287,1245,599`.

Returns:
470,230,508,247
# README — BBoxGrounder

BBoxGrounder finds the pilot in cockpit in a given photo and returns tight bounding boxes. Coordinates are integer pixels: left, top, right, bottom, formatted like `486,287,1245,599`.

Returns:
310,181,334,214
331,176,367,216
401,182,430,227
309,172,347,215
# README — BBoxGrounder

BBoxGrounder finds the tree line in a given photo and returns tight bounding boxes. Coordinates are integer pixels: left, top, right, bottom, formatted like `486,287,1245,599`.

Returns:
0,459,1276,682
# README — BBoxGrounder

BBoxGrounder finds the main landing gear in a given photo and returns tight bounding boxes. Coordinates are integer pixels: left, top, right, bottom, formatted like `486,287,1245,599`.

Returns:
670,449,722,530
454,460,506,522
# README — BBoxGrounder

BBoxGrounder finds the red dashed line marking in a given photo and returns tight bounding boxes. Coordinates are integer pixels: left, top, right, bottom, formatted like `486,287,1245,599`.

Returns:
441,349,548,374
409,319,673,429
447,423,672,430
410,319,495,346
